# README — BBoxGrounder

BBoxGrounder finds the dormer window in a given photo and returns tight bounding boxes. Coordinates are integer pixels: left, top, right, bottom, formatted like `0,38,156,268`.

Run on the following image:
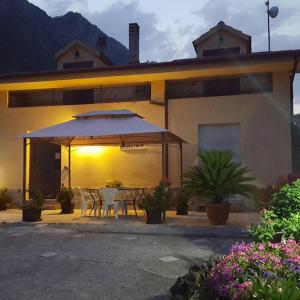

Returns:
74,50,80,57
203,47,241,57
193,21,251,58
54,40,113,70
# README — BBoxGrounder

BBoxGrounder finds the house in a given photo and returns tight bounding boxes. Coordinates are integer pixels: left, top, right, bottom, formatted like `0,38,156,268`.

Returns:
0,21,298,209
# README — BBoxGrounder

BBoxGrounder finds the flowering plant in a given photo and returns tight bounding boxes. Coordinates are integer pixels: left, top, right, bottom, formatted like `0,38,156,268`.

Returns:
249,210,300,243
208,240,300,299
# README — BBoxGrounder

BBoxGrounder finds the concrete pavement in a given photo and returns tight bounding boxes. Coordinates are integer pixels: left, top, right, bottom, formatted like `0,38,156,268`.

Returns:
0,223,247,300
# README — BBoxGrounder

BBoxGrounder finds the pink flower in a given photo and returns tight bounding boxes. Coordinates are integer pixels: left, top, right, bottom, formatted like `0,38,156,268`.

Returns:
208,241,300,298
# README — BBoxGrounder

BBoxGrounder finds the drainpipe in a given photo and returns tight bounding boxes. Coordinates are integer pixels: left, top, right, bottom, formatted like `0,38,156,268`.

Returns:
290,56,298,172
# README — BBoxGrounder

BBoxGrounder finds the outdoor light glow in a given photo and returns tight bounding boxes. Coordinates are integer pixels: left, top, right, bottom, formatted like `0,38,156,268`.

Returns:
76,146,106,155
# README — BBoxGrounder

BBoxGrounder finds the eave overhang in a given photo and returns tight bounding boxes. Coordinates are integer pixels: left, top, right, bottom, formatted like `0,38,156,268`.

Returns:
1,50,300,91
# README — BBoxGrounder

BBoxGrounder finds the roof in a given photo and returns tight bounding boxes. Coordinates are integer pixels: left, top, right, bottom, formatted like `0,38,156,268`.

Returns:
193,21,251,52
193,21,251,45
74,110,142,119
1,49,300,83
20,110,185,146
54,40,113,66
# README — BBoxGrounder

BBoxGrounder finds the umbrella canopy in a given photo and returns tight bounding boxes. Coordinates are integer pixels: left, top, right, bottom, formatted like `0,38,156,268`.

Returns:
20,110,185,146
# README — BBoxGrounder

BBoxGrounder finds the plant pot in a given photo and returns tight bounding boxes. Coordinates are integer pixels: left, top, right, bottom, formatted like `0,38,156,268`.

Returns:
0,203,7,211
205,203,231,225
60,202,74,214
176,205,188,215
22,208,42,222
146,210,163,224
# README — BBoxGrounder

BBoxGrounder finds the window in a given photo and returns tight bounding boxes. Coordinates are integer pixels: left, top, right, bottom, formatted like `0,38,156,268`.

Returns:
8,83,151,108
166,73,273,99
198,124,241,161
203,77,240,97
203,47,241,57
135,84,151,98
63,61,94,69
99,84,150,102
63,89,94,105
166,80,203,99
240,73,273,94
9,90,56,107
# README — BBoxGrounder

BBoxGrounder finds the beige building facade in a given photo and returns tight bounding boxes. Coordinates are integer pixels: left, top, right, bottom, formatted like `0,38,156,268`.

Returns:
0,22,298,208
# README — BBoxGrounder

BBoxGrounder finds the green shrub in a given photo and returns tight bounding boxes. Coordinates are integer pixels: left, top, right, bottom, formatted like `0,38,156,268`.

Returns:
23,186,44,209
139,182,170,213
105,179,123,188
250,277,300,300
254,173,300,210
248,210,278,242
271,179,300,218
0,188,12,210
281,212,300,241
248,211,300,242
56,186,74,205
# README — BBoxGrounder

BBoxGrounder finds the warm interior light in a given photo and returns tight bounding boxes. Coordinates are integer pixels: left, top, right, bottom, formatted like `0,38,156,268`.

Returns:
75,146,105,155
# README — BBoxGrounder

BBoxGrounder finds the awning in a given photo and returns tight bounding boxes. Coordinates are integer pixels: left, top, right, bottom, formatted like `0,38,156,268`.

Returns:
20,109,186,146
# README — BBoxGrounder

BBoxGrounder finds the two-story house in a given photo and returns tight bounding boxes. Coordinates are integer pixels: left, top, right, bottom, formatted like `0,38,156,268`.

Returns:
0,21,298,210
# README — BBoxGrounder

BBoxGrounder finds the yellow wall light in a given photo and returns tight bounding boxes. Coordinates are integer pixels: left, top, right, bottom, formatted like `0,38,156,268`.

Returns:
75,146,106,156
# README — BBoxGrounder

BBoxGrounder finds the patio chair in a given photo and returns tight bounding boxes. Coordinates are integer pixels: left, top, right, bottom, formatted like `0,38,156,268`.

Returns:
100,188,119,219
117,189,127,216
79,190,94,217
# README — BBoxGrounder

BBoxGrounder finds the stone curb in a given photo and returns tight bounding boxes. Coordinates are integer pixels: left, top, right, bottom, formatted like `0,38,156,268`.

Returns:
0,222,249,239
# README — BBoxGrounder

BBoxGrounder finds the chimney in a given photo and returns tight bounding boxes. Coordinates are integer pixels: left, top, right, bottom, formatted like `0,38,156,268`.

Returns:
129,23,140,64
97,36,107,54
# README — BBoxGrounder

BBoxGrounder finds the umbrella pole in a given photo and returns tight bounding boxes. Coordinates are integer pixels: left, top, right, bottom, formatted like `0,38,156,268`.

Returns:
22,138,27,205
68,144,71,188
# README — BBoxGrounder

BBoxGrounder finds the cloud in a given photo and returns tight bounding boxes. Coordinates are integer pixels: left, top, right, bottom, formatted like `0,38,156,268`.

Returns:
85,1,183,62
190,0,300,52
30,0,88,16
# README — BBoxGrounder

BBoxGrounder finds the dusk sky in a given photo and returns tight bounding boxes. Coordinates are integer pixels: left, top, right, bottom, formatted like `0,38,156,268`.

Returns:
30,0,300,112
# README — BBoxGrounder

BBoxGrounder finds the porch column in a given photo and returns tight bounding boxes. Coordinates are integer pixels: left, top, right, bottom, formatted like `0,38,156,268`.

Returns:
162,143,165,182
161,134,167,183
68,144,71,188
179,141,183,189
22,138,27,205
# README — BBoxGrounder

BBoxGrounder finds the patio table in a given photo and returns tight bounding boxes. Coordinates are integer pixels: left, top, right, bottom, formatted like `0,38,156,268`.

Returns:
85,188,101,216
86,187,152,217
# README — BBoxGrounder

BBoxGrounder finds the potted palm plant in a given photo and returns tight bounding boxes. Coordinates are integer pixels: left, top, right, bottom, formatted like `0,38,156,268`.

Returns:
22,187,44,222
57,186,74,214
0,188,12,211
184,150,256,225
139,182,170,224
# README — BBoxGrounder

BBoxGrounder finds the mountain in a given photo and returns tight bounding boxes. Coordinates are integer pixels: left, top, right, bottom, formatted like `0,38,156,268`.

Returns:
0,0,129,74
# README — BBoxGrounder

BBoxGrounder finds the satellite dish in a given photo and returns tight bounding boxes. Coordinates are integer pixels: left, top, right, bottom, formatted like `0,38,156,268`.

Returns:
269,6,279,18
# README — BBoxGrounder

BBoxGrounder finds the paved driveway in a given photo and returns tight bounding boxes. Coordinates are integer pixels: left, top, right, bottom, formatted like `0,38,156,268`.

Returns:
0,224,244,300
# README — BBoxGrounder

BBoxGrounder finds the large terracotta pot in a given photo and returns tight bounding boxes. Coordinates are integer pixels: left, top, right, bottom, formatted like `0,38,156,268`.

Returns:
205,203,231,225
